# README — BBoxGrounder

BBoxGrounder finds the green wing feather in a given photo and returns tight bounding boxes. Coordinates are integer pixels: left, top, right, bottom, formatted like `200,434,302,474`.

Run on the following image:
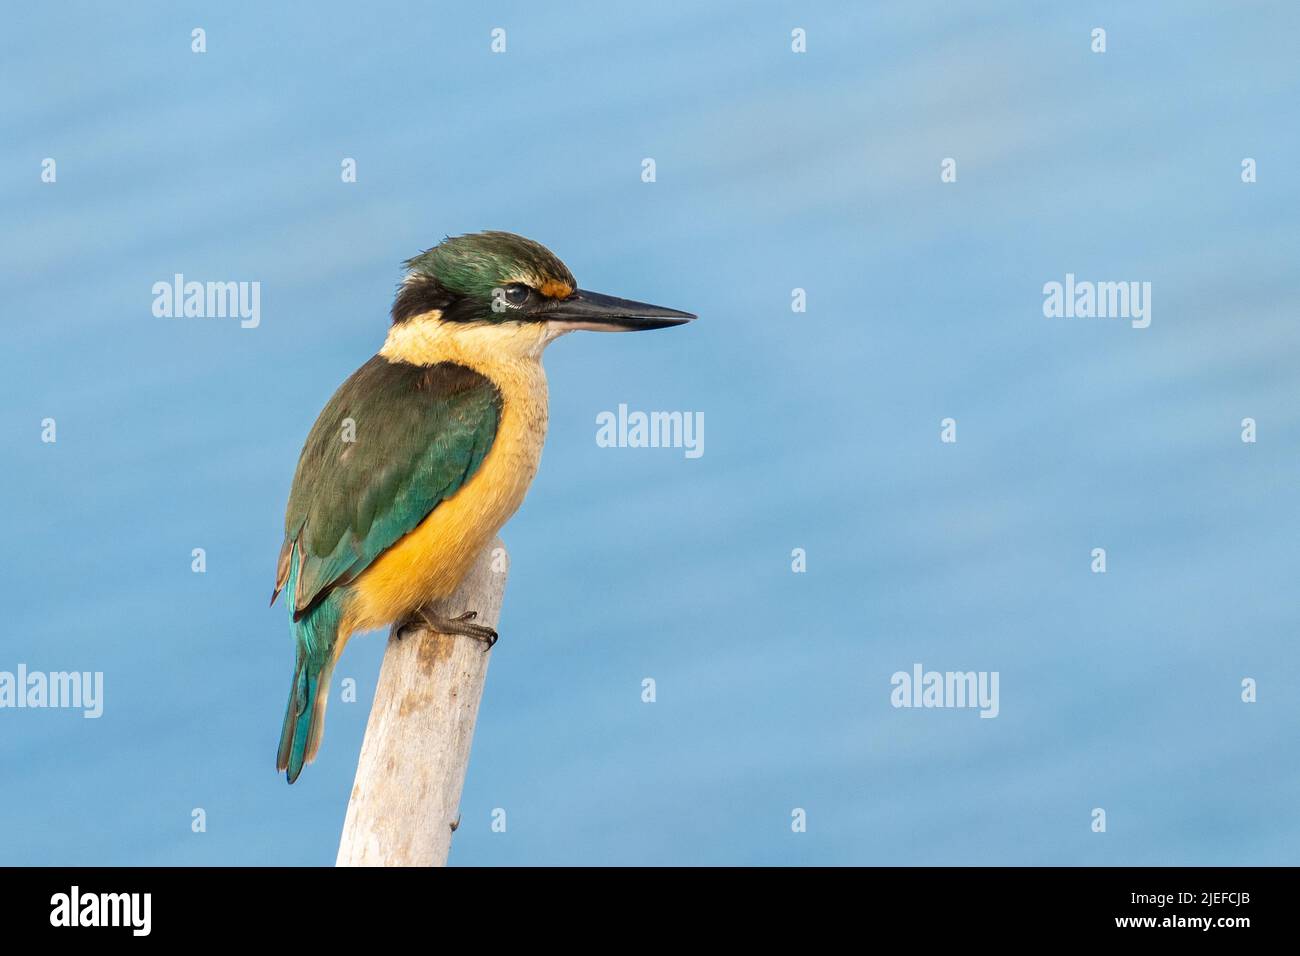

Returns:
272,356,501,618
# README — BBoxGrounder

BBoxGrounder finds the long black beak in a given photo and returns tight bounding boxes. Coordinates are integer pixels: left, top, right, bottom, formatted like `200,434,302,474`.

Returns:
546,289,696,332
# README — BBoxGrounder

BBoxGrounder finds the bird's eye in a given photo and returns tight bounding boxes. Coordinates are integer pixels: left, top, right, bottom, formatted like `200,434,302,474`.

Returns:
503,284,531,306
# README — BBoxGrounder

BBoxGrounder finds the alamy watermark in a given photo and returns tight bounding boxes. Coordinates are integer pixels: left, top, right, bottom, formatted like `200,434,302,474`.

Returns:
890,663,999,718
0,664,103,718
1042,273,1151,329
152,274,261,328
50,886,150,936
596,403,703,459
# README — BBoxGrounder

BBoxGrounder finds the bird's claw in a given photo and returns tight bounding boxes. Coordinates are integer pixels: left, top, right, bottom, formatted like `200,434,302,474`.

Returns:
398,608,498,651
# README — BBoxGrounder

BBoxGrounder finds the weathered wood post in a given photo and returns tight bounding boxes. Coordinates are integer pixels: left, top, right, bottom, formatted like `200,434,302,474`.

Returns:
336,538,507,866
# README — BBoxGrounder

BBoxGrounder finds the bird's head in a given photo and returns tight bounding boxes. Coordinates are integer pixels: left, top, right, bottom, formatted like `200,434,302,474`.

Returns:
386,231,694,361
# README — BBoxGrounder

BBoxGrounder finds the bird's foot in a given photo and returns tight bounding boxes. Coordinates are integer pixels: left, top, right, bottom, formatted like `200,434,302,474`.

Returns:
397,608,498,651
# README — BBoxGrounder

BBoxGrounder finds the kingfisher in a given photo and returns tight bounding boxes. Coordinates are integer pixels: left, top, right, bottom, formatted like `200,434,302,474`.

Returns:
269,231,694,783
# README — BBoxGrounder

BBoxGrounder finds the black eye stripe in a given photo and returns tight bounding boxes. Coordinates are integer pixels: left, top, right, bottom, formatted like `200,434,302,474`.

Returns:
391,275,455,324
391,276,548,325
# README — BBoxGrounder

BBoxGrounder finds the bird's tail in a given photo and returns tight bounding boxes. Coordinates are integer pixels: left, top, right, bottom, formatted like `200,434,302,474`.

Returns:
276,597,343,784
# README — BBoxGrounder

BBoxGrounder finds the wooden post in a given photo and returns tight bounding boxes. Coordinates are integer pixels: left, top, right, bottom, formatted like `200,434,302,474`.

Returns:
336,538,507,867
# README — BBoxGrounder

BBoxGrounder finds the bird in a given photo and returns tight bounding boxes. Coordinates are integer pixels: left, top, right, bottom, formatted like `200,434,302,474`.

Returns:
269,231,694,783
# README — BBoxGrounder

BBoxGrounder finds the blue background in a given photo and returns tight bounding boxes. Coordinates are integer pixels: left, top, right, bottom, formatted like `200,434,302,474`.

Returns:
3,1,1298,865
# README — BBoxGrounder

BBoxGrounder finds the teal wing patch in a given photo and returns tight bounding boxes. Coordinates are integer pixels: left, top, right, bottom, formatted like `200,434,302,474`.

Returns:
272,357,501,618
